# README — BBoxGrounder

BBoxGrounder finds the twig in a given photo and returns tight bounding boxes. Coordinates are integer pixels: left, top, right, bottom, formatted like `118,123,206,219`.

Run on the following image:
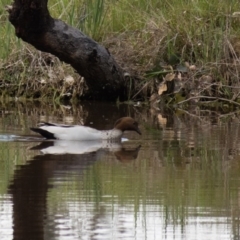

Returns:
219,110,240,118
177,95,240,107
132,81,149,99
177,108,214,123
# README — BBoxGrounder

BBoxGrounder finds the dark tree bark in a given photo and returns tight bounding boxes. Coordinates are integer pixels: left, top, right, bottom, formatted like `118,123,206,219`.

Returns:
7,0,127,100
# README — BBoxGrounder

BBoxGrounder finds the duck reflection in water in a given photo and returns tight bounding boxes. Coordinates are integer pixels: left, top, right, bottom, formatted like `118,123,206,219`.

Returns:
9,141,141,240
31,140,141,163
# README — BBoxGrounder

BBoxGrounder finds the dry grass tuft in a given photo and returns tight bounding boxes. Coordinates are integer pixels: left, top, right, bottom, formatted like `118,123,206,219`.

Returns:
104,25,166,77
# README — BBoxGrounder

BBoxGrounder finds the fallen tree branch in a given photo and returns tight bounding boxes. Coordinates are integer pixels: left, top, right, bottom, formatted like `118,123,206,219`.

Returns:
7,0,126,100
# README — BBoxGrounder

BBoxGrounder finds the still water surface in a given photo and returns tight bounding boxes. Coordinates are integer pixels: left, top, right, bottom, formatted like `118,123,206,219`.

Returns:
0,101,240,240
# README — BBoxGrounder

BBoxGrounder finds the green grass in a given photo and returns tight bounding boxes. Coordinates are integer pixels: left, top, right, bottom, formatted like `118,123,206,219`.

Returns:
1,0,240,100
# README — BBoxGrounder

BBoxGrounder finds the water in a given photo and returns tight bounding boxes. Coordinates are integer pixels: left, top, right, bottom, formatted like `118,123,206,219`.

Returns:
0,101,240,240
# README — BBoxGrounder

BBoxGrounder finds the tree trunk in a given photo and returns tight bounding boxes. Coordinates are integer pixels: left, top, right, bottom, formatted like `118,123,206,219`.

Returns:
7,0,126,100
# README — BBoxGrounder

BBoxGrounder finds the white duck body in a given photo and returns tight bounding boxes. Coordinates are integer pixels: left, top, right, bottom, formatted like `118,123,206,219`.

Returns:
30,117,141,141
38,124,122,141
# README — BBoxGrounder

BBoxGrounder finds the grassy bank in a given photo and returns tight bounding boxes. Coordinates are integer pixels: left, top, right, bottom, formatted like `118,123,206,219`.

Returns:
1,0,240,104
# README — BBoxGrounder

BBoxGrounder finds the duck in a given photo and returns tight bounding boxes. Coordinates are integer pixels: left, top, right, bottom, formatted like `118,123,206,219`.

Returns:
30,117,141,141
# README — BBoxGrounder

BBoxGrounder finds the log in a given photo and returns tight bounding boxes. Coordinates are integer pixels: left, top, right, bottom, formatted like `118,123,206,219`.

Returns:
7,0,126,100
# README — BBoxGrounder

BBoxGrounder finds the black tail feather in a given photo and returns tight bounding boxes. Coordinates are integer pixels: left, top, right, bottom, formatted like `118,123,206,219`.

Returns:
39,122,72,127
30,128,56,139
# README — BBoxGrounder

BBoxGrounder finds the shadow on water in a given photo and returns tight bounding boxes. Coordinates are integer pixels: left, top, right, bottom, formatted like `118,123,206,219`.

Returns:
8,139,141,240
